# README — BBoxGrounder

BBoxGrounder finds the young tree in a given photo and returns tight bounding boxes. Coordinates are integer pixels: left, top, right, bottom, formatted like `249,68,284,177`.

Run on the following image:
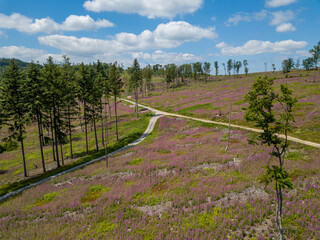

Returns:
129,59,143,118
109,63,123,140
222,63,226,76
245,76,296,240
227,59,233,76
165,64,177,89
272,64,276,73
0,60,29,177
282,58,294,73
302,58,314,70
243,60,248,75
309,41,320,70
295,58,300,69
192,62,202,80
235,61,242,75
143,64,153,95
214,61,219,76
25,61,46,172
203,62,211,81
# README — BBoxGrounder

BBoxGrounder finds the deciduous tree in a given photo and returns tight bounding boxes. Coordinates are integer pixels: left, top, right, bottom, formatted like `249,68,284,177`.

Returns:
245,76,296,240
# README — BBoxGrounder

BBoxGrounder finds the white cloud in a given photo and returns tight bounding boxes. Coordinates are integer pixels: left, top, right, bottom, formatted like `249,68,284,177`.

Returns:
83,0,203,18
0,30,7,38
0,46,46,60
270,10,296,32
296,50,312,57
226,10,267,26
270,10,295,25
276,23,296,32
216,39,308,56
0,13,114,34
38,21,217,57
62,15,114,31
265,0,297,8
132,50,201,64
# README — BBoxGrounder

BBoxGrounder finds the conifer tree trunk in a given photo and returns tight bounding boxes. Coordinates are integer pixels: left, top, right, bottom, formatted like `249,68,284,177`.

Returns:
135,88,139,118
114,95,119,141
68,106,73,159
93,110,99,152
50,111,56,162
84,101,89,155
19,127,27,177
37,111,46,172
100,99,105,146
53,100,60,168
60,143,64,165
107,97,112,119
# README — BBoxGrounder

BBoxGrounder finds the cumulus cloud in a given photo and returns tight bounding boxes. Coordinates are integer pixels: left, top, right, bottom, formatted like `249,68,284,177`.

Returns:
0,13,114,34
38,21,217,57
0,46,46,60
83,0,203,18
270,10,295,25
216,39,308,56
270,10,296,32
132,50,201,64
276,23,296,32
265,0,297,8
226,10,267,26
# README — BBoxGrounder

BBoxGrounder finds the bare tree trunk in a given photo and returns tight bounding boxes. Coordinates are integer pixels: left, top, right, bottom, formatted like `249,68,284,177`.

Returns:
68,106,73,159
107,97,112,120
114,95,119,141
100,99,105,146
53,101,60,168
60,143,64,165
50,111,56,162
20,127,27,177
84,101,89,155
93,112,99,152
135,88,139,118
37,112,46,172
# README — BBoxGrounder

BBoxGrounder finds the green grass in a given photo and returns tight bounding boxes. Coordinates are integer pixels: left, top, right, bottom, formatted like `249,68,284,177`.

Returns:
0,115,150,197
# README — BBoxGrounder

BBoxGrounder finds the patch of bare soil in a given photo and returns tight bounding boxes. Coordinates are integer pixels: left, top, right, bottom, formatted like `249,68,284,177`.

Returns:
132,201,172,217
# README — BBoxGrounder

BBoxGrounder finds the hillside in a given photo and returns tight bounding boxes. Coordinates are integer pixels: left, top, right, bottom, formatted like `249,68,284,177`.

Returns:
141,69,320,143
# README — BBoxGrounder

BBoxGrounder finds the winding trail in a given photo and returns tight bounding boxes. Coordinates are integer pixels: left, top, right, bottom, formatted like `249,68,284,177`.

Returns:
0,113,163,203
1,98,319,203
123,99,320,149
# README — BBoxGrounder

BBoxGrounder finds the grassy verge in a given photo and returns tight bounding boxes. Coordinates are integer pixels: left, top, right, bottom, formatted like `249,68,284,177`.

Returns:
0,115,150,197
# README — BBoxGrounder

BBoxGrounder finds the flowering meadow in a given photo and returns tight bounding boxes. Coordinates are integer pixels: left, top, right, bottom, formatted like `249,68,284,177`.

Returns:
1,116,319,239
141,70,320,143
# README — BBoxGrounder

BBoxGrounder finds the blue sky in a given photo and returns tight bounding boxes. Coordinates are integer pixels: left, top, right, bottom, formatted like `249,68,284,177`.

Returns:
0,0,319,73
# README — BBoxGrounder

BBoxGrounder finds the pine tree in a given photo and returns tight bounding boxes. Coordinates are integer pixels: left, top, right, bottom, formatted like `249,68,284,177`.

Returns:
129,59,143,118
108,63,123,140
0,60,29,177
25,61,46,172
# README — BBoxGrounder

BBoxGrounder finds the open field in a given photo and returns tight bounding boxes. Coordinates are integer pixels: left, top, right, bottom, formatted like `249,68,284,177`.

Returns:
0,101,150,195
1,116,319,239
141,70,320,143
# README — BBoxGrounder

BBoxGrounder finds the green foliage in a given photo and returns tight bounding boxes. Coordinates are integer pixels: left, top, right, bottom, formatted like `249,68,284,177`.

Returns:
127,158,144,165
81,185,110,203
34,192,58,206
245,75,296,239
0,139,18,153
97,220,118,233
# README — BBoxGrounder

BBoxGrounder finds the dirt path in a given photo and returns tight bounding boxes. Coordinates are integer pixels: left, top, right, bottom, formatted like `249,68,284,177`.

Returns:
0,113,163,203
122,99,320,149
